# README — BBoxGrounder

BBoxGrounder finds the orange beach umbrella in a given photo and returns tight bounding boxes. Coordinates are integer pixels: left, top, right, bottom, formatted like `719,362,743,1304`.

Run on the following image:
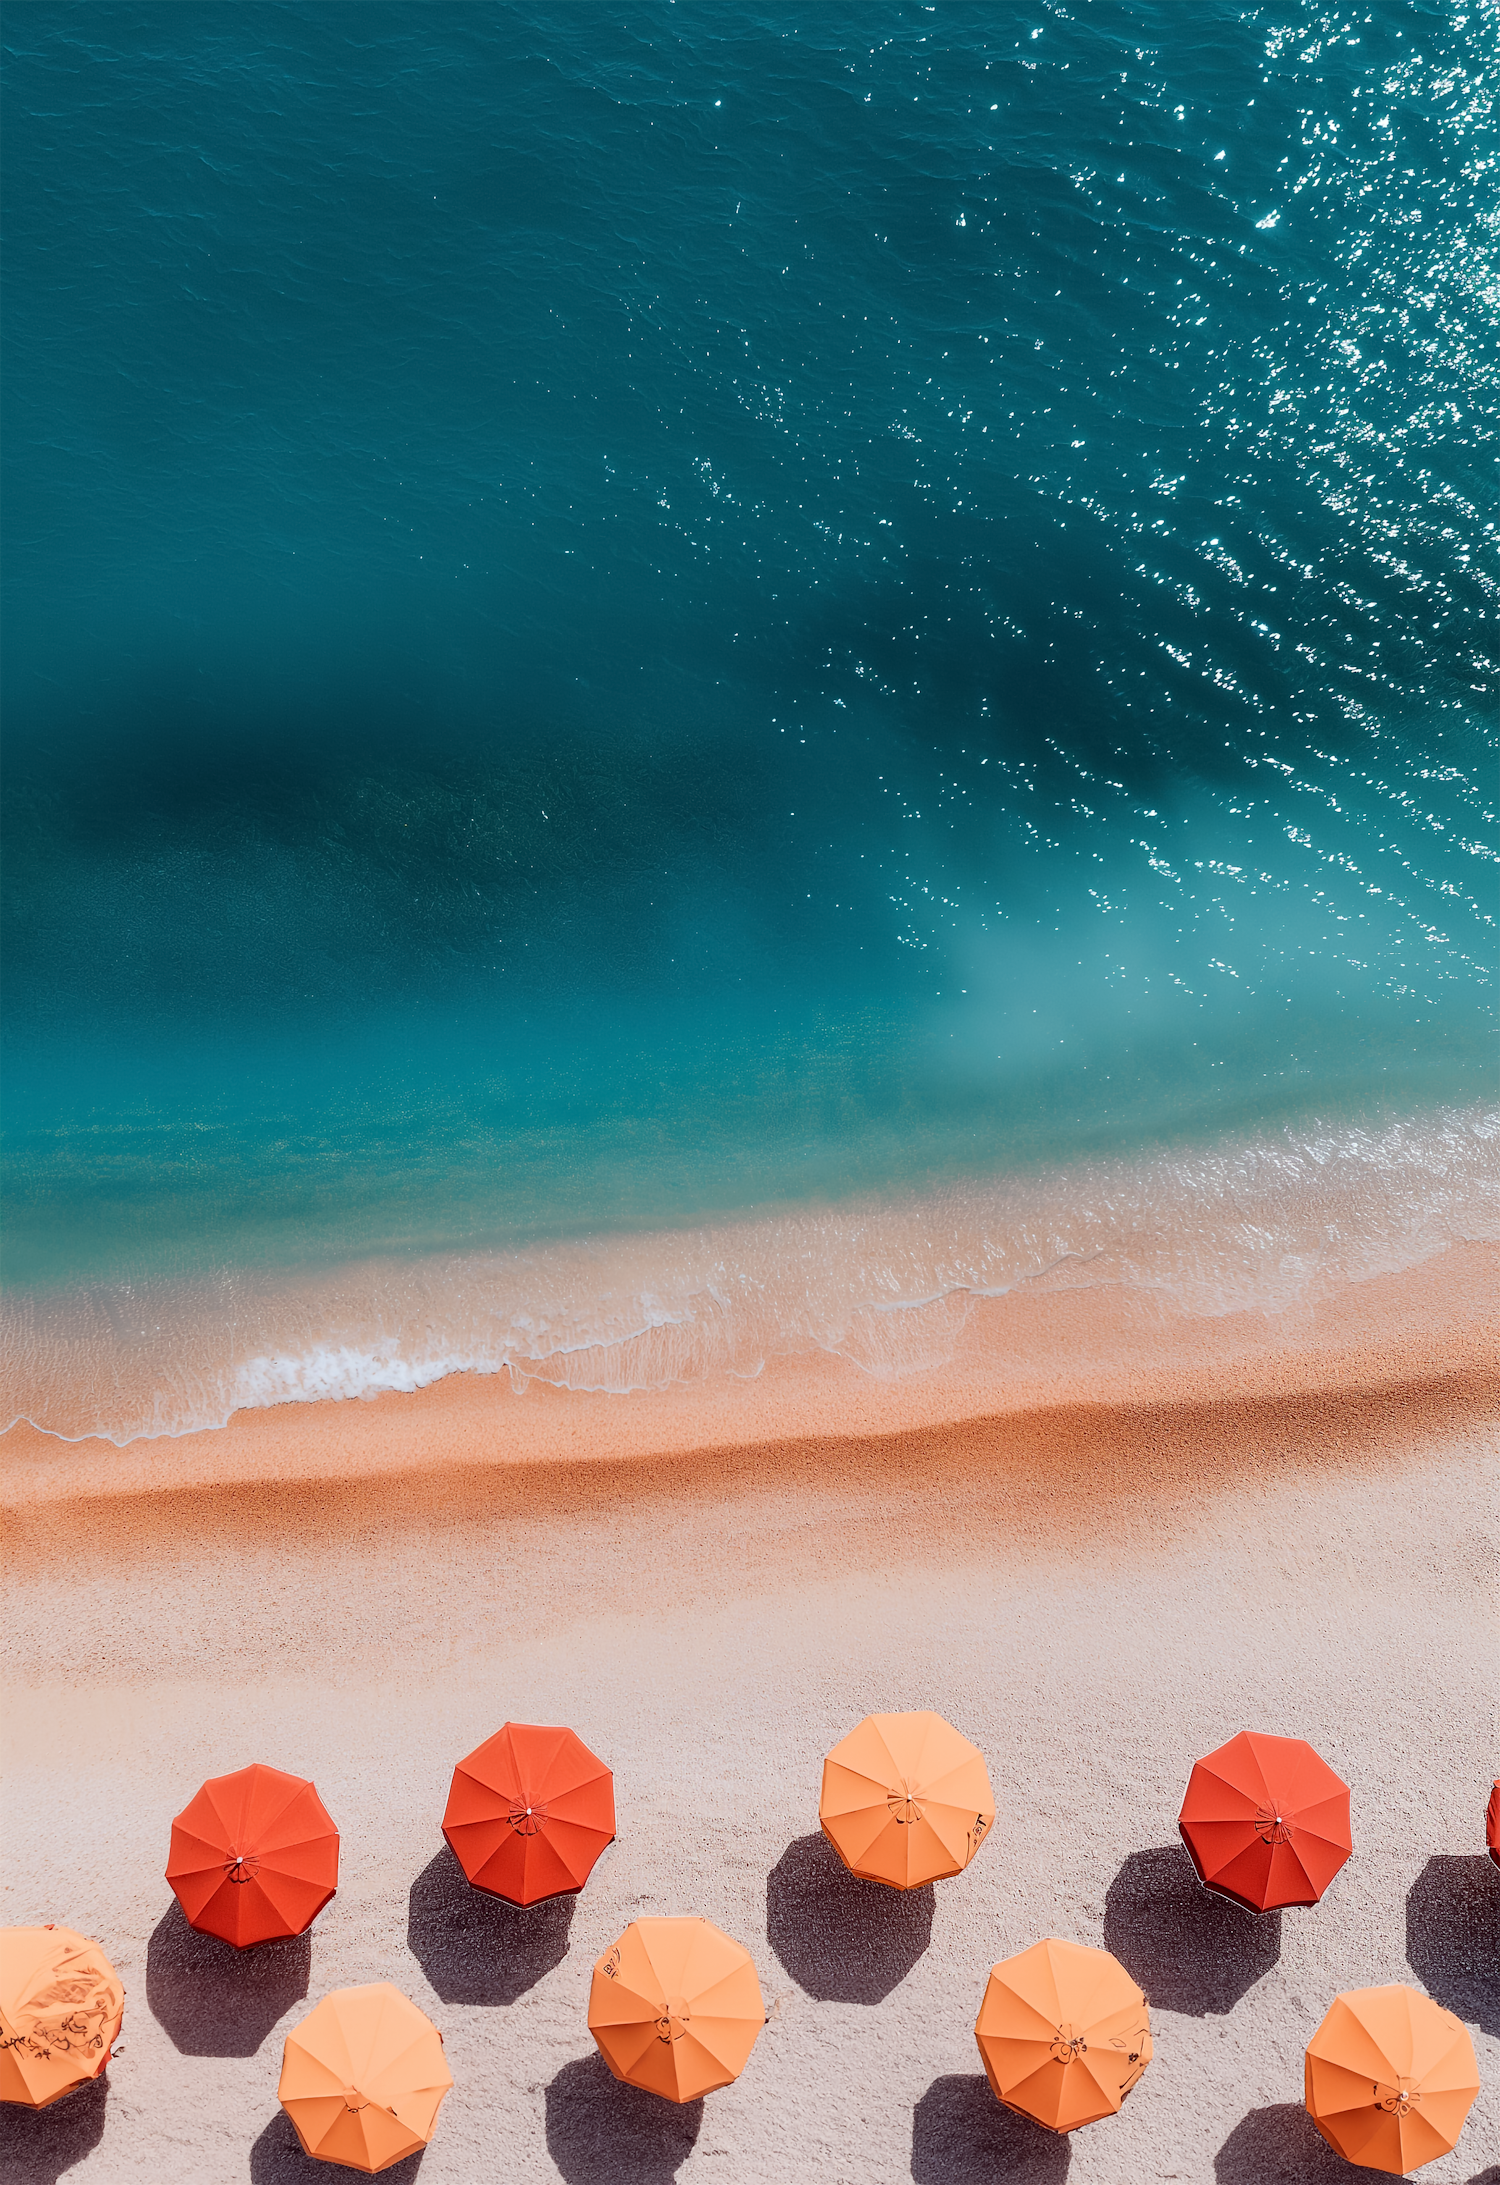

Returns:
1178,1731,1351,1912
278,1982,453,2174
1305,1984,1479,2176
588,1917,764,2103
167,1762,339,1947
1487,1780,1499,1870
975,1938,1152,2134
819,1710,995,1890
442,1721,615,1905
0,1926,124,2109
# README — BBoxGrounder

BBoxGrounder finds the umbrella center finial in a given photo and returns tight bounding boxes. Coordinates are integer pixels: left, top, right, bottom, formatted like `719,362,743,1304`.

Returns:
887,1781,925,1825
1050,2022,1088,2064
1376,2078,1420,2116
1253,1803,1291,1845
656,1995,692,2043
223,1851,261,1884
507,1798,548,1837
339,2083,369,2113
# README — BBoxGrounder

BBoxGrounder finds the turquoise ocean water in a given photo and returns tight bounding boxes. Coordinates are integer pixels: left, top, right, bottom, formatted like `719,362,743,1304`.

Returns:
2,3,1495,1440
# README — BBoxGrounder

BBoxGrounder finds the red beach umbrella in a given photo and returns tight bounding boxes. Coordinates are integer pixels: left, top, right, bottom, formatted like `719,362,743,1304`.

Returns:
1178,1731,1351,1913
166,1763,339,1947
1487,1780,1499,1871
442,1722,615,1906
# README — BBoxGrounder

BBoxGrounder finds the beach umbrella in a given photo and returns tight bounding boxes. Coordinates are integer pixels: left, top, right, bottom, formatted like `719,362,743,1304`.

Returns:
819,1709,995,1890
1305,1984,1479,2176
167,1762,339,1947
976,1937,1151,2134
1177,1730,1351,1912
1487,1780,1499,1870
0,1926,124,2109
441,1721,615,1906
588,1917,764,2103
278,1982,453,2174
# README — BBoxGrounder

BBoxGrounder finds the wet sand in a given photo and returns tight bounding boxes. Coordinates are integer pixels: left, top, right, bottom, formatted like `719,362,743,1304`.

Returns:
2,1253,1497,2182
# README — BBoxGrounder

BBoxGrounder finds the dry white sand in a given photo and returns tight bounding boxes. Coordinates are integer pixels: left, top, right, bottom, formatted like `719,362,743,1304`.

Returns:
2,1289,1498,2183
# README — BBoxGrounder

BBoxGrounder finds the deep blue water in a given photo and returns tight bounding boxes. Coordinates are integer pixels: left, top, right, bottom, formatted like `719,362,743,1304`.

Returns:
1,3,1495,1431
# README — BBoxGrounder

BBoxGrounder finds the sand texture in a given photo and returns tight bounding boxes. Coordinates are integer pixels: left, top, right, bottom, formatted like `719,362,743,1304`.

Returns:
3,1309,1498,2183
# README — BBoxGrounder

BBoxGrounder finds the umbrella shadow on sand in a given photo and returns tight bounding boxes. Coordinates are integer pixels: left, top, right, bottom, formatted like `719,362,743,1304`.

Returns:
765,1832,934,2004
910,2075,1069,2184
1214,2102,1367,2182
1103,1846,1281,2016
545,2052,702,2185
1405,1855,1500,2037
406,1845,576,2006
0,2075,109,2185
249,2110,425,2182
146,1900,311,2057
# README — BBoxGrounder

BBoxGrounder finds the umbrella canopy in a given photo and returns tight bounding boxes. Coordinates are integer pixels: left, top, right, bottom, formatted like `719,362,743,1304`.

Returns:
167,1762,339,1947
1177,1731,1351,1912
442,1721,615,1906
279,1982,453,2174
0,1926,124,2109
588,1917,764,2103
975,1938,1152,2134
1305,1984,1479,2176
819,1710,995,1891
1487,1780,1499,1870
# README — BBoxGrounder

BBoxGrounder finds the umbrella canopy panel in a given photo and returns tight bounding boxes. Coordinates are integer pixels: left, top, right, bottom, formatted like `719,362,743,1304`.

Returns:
819,1711,995,1891
279,1982,453,2175
1305,1984,1479,2177
1178,1731,1352,1913
0,1926,124,2109
975,1937,1152,2135
442,1721,615,1906
1487,1780,1499,1871
167,1762,339,1948
588,1917,765,2104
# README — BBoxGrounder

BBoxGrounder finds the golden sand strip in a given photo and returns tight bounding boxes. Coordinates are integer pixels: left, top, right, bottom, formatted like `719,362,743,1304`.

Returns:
3,1239,1494,1510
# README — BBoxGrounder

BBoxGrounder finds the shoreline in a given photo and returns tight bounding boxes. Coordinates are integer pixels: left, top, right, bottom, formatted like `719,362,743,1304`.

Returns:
4,1239,1494,1508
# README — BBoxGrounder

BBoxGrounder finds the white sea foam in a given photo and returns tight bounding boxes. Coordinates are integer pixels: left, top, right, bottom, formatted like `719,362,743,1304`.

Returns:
4,1104,1496,1446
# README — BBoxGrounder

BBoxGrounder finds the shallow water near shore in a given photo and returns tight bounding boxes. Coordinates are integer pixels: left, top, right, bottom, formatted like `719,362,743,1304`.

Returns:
6,1104,1496,1446
3,2,1495,1438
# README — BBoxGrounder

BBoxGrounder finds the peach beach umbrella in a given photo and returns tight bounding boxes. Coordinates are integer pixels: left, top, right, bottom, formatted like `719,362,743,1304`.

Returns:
278,1983,453,2174
0,1926,124,2109
167,1762,339,1947
1487,1780,1499,1870
975,1938,1152,2134
819,1710,995,1890
588,1917,764,2103
1178,1731,1351,1912
442,1721,615,1906
1305,1984,1479,2176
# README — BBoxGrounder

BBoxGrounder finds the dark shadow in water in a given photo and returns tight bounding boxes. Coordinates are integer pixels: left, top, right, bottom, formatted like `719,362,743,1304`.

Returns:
249,2110,425,2182
544,2052,702,2185
1214,2103,1366,2183
145,1900,310,2057
1406,1855,1500,2036
406,1845,576,2006
0,2074,109,2185
766,1831,933,2004
1103,1845,1281,2017
910,2075,1070,2185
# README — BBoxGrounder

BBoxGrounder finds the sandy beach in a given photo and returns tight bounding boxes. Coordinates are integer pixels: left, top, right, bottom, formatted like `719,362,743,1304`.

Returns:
3,1252,1497,2184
